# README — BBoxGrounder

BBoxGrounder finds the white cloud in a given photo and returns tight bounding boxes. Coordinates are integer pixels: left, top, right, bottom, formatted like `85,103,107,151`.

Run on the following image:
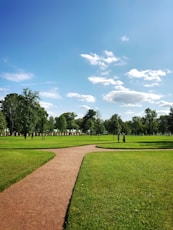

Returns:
67,92,95,103
81,105,92,110
88,76,129,91
122,103,143,108
88,76,123,87
40,101,54,110
103,89,161,106
81,50,122,70
126,68,168,82
102,50,120,64
39,88,61,99
101,70,112,76
158,100,173,107
144,83,159,87
0,72,33,82
121,35,129,42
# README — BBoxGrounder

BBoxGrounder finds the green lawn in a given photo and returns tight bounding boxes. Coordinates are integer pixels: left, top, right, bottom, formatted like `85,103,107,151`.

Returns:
97,135,173,149
0,149,55,192
65,151,173,230
0,135,110,149
1,135,173,228
0,135,173,149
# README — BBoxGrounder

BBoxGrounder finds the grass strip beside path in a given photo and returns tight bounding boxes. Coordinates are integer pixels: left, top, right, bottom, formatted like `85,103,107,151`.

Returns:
0,149,55,192
65,150,173,230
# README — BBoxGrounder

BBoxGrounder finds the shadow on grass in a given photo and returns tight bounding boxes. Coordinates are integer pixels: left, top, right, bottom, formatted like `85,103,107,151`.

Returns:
137,140,173,148
97,140,173,149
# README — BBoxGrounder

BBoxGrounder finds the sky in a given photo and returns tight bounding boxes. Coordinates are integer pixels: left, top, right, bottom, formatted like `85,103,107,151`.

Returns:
0,0,173,121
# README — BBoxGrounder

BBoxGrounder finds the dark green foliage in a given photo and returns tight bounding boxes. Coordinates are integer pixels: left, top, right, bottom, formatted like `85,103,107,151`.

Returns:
1,89,48,138
1,88,173,136
55,114,67,133
168,107,173,133
1,93,19,134
104,114,122,134
0,111,7,134
81,109,96,133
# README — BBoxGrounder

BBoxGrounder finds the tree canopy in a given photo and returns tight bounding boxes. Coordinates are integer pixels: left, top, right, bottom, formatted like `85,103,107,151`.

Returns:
1,89,173,137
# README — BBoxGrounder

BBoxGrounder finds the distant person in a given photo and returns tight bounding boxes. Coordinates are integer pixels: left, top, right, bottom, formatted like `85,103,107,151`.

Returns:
122,133,126,143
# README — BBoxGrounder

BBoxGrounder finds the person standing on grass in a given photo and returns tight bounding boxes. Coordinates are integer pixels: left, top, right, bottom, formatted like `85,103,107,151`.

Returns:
122,133,126,143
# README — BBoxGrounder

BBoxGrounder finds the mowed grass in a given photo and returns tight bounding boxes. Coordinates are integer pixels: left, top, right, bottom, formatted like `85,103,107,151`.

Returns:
0,135,172,193
0,135,110,149
65,151,173,230
0,149,55,192
0,135,173,149
97,135,173,149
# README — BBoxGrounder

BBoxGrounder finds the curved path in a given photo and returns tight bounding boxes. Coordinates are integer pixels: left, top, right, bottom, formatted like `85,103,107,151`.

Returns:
0,145,113,230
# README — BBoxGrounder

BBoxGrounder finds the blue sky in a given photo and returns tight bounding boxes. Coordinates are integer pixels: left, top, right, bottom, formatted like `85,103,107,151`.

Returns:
0,0,173,121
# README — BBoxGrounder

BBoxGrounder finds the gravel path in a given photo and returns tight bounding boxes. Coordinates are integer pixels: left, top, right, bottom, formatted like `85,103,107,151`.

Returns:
0,145,112,230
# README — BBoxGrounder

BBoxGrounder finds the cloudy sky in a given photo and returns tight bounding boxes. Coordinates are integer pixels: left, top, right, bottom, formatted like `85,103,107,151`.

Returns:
0,0,173,120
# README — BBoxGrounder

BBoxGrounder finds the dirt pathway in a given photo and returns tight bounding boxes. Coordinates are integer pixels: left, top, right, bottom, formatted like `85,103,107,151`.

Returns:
0,145,112,230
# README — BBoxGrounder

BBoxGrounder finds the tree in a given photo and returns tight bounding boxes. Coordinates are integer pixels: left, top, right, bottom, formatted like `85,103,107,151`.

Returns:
47,116,55,133
131,116,144,135
35,106,48,135
144,108,158,134
55,115,67,134
81,109,96,134
105,114,122,135
95,118,105,135
17,89,40,138
168,107,173,134
1,93,19,135
158,115,168,135
121,121,131,135
0,112,7,135
75,118,83,131
62,112,78,132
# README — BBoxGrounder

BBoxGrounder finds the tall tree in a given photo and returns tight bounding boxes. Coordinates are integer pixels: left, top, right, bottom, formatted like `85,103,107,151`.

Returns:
1,93,19,135
0,111,7,134
47,116,55,133
105,114,122,135
168,107,173,134
17,89,40,138
81,109,96,133
95,118,105,135
121,121,131,135
144,108,158,134
55,115,67,134
158,115,168,135
62,112,77,131
131,116,144,135
35,106,48,135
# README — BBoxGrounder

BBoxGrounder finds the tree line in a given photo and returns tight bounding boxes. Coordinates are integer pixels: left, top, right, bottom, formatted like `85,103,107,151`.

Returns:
0,89,173,138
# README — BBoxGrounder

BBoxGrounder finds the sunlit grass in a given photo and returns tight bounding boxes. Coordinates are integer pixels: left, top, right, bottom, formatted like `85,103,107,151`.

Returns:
0,135,110,149
65,151,173,229
0,149,55,192
97,135,173,149
0,135,173,149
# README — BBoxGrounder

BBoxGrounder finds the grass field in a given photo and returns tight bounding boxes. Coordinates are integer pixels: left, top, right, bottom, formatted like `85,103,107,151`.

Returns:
0,134,173,149
0,149,55,192
0,135,108,149
0,135,173,228
65,151,173,229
